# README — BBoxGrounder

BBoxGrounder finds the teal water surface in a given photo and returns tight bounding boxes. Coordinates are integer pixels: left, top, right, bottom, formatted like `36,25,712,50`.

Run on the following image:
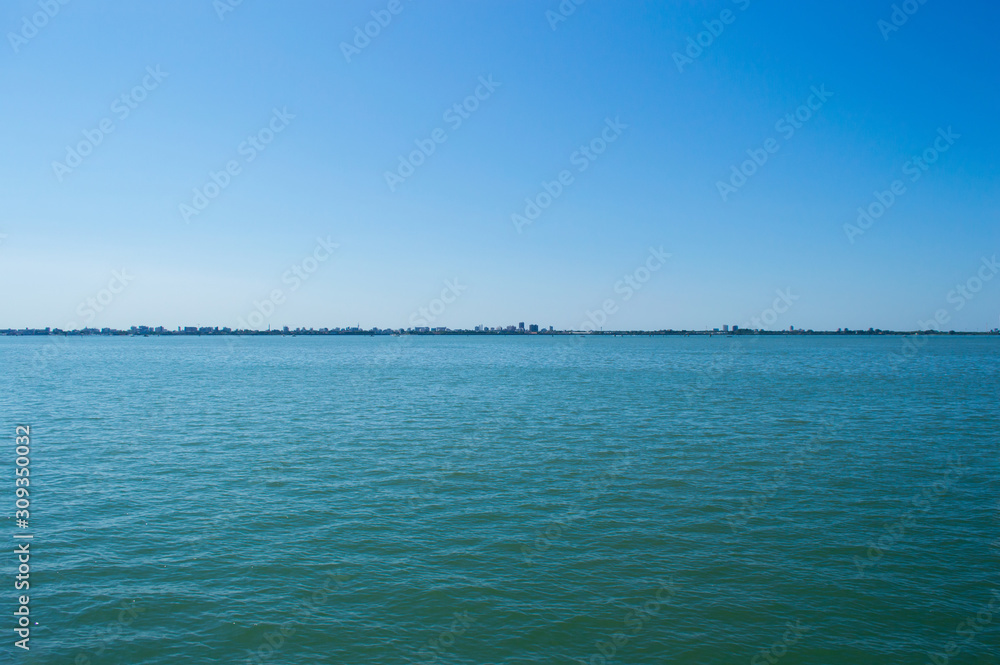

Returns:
0,335,997,664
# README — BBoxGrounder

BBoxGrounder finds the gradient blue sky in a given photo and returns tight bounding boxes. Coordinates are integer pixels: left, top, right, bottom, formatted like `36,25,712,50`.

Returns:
2,0,998,330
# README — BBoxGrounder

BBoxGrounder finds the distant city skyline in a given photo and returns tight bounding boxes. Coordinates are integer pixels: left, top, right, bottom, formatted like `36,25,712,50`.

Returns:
2,2,999,331
4,323,998,336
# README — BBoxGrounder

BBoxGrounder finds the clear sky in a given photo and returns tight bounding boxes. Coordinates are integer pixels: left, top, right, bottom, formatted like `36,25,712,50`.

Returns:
2,0,998,331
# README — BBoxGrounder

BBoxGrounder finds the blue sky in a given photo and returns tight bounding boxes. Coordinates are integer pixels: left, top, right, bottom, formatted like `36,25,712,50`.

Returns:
2,0,998,331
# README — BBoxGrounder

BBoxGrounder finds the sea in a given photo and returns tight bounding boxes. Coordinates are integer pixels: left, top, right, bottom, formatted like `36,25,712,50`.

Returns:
0,334,997,664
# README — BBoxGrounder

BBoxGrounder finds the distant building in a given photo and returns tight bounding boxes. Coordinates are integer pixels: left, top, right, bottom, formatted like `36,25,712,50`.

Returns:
723,325,729,332
518,322,525,331
529,324,539,332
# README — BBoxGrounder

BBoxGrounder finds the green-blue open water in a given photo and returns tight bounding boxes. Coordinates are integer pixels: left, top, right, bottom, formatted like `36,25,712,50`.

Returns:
1,335,997,664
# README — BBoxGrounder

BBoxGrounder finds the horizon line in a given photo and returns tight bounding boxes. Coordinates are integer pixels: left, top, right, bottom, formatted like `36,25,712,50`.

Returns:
3,326,999,336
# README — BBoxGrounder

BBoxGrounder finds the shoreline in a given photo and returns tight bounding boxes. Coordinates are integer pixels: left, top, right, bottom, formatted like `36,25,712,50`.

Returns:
3,329,998,337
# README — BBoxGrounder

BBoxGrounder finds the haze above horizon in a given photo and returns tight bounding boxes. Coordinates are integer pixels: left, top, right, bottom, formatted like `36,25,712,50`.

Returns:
2,1,998,331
